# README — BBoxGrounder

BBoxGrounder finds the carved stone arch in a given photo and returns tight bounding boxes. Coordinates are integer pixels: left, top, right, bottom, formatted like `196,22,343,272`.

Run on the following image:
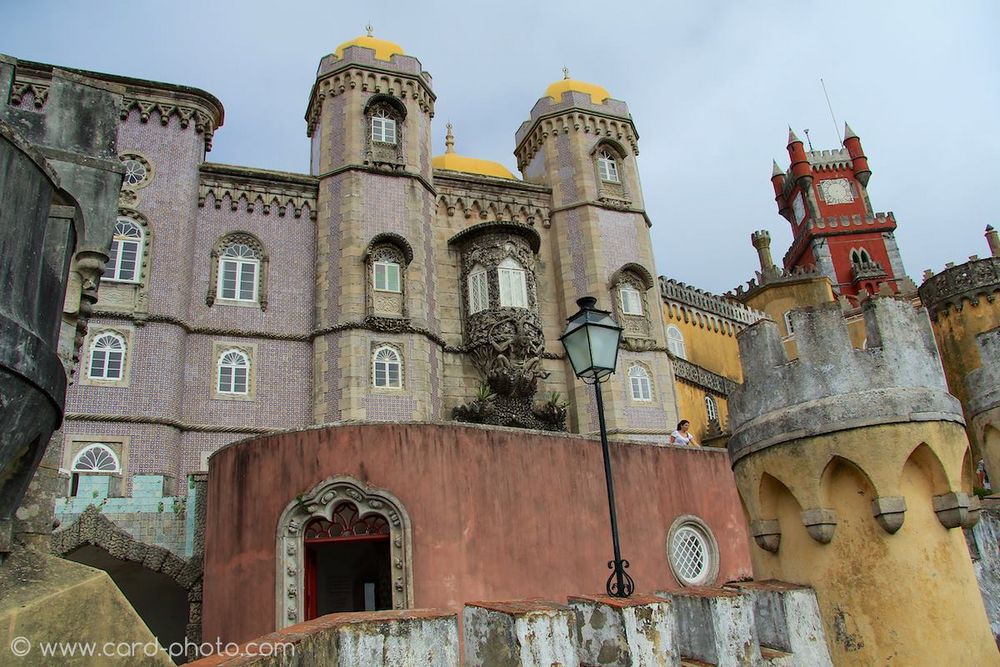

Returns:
364,94,405,168
592,138,631,205
364,233,412,319
820,454,878,506
590,137,629,160
609,264,653,341
207,231,269,310
275,476,413,629
902,442,952,495
609,262,655,291
52,505,204,644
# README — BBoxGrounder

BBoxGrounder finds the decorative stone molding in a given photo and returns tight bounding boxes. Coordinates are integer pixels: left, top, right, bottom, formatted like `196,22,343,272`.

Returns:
198,163,318,221
610,266,654,342
871,495,906,534
436,188,551,229
274,476,413,629
750,518,781,553
120,96,217,150
918,257,1000,320
365,238,409,319
515,111,639,172
780,212,897,271
52,505,203,645
65,412,278,435
851,260,887,283
671,357,737,397
801,508,838,544
9,79,49,108
363,94,406,170
933,492,980,529
306,66,435,138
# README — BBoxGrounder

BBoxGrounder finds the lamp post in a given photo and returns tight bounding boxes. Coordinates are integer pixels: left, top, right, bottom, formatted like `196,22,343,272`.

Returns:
559,296,634,597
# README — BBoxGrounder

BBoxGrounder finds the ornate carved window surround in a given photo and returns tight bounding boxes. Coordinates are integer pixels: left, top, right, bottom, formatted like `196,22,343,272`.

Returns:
206,232,269,311
364,233,413,320
590,139,631,206
363,94,407,169
275,476,413,629
609,263,655,344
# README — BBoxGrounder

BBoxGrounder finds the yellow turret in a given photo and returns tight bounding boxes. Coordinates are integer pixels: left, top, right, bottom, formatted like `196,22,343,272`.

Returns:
432,124,517,180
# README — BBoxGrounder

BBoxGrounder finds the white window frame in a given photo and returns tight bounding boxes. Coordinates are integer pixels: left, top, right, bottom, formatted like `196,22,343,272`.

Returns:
371,109,397,145
88,332,126,381
218,244,260,303
705,395,719,421
497,258,528,308
70,443,121,474
628,365,652,401
666,515,720,587
217,348,250,395
666,325,686,359
104,217,143,283
373,346,403,388
620,285,643,316
374,260,401,293
597,150,620,183
468,266,489,315
783,311,795,336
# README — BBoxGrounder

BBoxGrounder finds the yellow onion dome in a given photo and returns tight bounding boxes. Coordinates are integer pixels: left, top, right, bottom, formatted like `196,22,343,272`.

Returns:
432,124,517,180
335,28,404,62
544,68,610,104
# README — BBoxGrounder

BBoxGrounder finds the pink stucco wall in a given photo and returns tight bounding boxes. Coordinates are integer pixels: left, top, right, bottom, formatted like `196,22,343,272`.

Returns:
202,422,752,644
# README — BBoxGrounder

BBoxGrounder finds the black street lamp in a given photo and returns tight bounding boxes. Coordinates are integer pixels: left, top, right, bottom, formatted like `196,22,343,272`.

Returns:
559,296,634,597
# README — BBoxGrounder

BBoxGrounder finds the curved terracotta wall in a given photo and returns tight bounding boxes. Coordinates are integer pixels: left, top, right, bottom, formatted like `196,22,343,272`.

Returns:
202,422,752,643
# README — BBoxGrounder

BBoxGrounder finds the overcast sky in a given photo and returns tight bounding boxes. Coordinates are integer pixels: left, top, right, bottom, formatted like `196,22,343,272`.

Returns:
3,1,998,295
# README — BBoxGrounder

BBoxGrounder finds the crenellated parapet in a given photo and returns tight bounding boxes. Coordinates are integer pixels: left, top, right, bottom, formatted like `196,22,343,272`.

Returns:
781,211,896,269
731,298,960,461
918,256,1000,320
660,277,765,327
727,264,824,299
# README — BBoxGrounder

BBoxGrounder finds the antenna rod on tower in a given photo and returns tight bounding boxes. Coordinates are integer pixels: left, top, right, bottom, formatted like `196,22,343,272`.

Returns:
821,78,842,143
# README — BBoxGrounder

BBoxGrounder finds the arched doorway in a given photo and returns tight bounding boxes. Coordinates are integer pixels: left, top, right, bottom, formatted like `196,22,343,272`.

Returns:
275,476,413,629
303,502,393,619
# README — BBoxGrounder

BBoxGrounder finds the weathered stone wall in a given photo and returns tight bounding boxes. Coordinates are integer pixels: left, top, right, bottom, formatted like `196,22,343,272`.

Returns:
970,505,1000,643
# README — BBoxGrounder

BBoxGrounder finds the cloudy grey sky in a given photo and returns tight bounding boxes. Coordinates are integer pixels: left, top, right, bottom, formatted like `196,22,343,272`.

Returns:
4,1,997,294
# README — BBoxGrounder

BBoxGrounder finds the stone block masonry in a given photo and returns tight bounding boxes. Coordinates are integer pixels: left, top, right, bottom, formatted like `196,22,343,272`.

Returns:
186,585,828,666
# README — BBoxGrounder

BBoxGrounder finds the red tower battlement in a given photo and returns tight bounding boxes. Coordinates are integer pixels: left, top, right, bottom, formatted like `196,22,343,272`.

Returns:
771,124,909,299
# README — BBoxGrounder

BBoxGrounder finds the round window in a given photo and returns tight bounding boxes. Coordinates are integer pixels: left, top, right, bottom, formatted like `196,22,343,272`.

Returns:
666,515,720,587
119,154,152,188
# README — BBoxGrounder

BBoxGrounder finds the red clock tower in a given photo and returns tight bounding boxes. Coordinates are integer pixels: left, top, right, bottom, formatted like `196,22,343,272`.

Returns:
770,125,908,300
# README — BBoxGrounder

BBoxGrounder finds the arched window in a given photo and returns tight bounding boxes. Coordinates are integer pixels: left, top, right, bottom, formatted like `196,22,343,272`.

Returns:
218,243,260,302
666,325,686,359
88,332,126,380
597,150,620,183
628,365,652,401
705,395,719,421
468,265,489,315
620,285,643,316
859,249,871,264
104,217,144,282
217,348,250,394
371,108,397,145
373,346,402,388
498,257,528,308
71,444,121,474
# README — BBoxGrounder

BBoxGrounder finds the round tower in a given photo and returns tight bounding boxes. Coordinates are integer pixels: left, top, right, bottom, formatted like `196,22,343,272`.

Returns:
918,242,1000,475
306,30,440,422
513,71,677,440
728,297,995,663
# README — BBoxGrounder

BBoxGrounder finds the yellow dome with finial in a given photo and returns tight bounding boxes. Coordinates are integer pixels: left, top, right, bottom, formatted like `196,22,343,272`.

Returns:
544,67,610,104
432,124,517,180
335,26,404,62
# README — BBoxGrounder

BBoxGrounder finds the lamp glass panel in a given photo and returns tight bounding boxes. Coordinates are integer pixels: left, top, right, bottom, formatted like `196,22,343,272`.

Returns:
589,325,621,372
561,325,593,377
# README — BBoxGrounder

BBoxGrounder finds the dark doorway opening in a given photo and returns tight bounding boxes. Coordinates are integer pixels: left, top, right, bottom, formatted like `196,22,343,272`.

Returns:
303,502,393,619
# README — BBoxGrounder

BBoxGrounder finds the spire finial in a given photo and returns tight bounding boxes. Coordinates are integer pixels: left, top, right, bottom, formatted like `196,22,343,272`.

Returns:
562,66,570,80
366,23,374,37
445,122,455,154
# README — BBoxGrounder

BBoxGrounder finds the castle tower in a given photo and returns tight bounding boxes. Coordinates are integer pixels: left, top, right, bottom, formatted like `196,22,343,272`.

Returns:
728,297,995,663
305,30,441,422
919,229,1000,476
773,125,908,301
513,70,677,439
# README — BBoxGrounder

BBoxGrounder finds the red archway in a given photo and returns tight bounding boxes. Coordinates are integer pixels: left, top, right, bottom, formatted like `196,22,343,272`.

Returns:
303,502,392,619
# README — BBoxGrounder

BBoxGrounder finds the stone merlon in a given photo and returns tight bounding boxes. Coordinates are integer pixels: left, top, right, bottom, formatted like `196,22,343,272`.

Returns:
728,298,964,463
